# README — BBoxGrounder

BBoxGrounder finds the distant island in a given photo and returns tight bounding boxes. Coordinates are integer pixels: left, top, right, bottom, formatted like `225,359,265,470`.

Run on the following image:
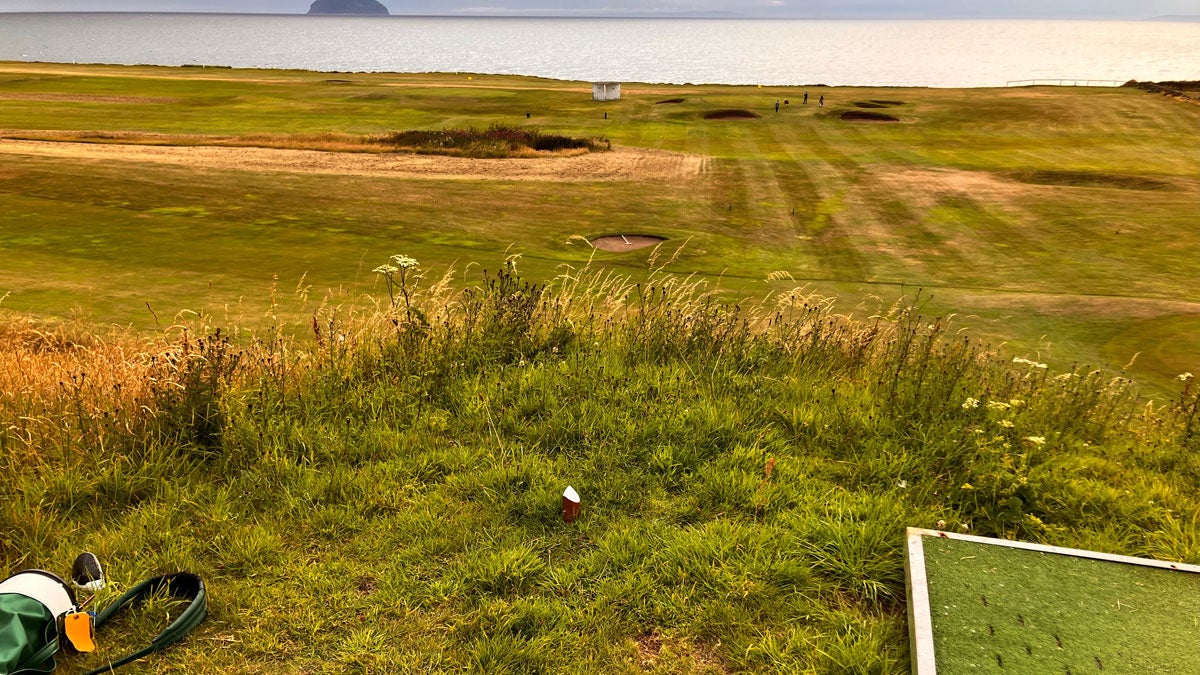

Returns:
307,0,389,15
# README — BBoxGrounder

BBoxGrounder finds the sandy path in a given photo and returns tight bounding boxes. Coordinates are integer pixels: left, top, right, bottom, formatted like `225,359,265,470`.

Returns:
0,137,706,182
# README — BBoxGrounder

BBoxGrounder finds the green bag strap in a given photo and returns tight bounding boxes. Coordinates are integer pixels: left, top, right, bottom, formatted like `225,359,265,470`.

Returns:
83,573,207,675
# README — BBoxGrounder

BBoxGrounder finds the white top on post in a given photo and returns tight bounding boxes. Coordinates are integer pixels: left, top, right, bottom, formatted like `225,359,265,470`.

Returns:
563,485,580,503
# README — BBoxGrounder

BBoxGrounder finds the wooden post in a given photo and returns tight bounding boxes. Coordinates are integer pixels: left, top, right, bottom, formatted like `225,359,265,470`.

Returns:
562,486,581,522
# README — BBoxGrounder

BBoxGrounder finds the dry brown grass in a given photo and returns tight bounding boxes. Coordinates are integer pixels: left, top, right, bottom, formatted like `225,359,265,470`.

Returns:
0,318,155,461
0,137,701,182
0,130,597,157
1,130,397,153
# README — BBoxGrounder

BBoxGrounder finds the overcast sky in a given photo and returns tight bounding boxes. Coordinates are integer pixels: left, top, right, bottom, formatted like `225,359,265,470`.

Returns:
0,0,1195,18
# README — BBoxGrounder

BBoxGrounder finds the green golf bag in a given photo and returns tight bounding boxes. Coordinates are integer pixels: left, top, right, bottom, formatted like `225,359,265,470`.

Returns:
0,570,76,675
0,569,206,675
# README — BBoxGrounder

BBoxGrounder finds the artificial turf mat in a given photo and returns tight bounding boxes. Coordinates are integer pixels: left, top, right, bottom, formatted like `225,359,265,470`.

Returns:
921,536,1200,674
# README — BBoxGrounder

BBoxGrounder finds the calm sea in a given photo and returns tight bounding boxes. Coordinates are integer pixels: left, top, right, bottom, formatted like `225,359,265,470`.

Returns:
1,13,1197,87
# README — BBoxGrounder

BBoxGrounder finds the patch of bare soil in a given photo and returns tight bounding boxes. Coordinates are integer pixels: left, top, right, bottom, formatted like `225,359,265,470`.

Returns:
840,110,900,122
0,138,706,183
633,633,727,673
635,632,663,665
0,92,180,104
591,234,666,251
704,109,760,120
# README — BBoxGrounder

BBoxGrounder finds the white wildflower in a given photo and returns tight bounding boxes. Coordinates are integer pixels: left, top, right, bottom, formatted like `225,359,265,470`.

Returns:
1179,372,1194,381
897,479,908,489
936,519,947,529
998,419,1015,428
962,397,980,409
1023,436,1046,446
987,401,1011,411
372,264,398,275
389,255,419,268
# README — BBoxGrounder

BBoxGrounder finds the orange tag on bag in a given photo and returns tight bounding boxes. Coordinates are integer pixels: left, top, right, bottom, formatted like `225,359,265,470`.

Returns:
64,612,96,653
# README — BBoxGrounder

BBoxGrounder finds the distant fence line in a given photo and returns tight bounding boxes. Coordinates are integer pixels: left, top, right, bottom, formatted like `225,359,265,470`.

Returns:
1006,79,1126,87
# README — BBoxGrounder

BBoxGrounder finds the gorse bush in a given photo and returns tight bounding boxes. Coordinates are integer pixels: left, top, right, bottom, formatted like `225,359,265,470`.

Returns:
0,256,1196,673
373,124,610,158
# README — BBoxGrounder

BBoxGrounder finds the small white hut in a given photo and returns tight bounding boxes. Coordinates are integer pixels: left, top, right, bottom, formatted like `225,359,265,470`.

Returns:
592,82,621,101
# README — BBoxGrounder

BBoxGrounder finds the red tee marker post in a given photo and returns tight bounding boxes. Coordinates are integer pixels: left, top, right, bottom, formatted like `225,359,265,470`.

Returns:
562,486,581,522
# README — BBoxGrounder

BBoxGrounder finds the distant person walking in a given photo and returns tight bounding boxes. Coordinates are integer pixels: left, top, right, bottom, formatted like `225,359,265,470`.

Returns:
803,91,808,105
818,95,824,108
775,100,780,113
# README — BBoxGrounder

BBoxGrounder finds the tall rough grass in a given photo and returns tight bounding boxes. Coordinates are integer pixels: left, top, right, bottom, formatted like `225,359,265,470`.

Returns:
1,256,1196,673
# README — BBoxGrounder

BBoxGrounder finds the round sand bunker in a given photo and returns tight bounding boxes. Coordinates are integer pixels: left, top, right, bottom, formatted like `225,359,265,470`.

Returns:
703,109,760,120
591,234,666,251
840,110,900,122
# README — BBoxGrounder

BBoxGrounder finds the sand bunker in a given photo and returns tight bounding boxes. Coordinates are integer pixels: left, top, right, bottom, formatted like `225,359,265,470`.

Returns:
703,109,760,120
591,234,666,251
0,138,706,183
840,111,900,122
1008,170,1172,191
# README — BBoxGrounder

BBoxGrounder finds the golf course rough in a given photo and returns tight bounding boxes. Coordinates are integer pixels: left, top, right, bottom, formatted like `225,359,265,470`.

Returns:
921,535,1200,674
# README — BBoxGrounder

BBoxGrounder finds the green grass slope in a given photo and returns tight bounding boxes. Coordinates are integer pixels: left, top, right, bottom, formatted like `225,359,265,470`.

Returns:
2,265,1197,673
